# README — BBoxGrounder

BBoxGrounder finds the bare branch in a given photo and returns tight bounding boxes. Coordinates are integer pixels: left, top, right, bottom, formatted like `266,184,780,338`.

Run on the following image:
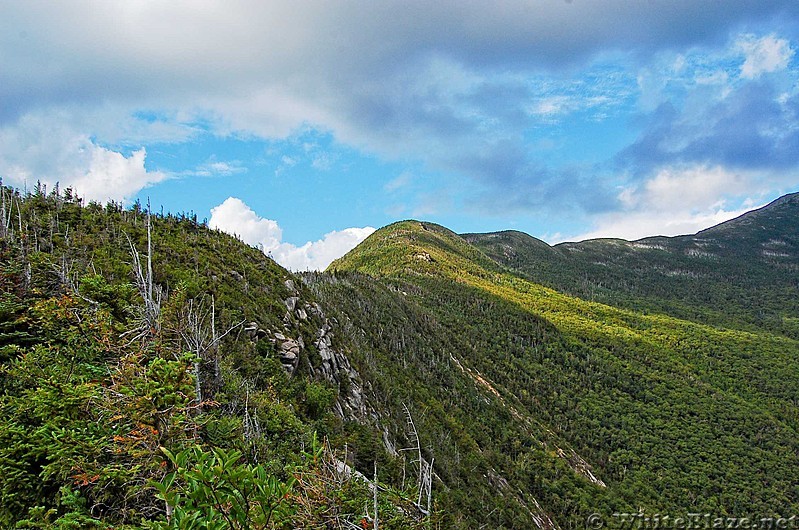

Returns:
400,403,434,514
124,226,161,343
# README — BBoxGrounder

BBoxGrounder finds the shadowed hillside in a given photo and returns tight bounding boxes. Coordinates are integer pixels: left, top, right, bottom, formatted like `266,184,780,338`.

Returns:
325,214,799,528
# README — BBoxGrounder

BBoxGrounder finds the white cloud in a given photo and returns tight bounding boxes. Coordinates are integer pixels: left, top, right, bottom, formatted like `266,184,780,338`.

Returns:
737,34,795,79
0,110,167,203
272,227,377,272
209,197,283,249
635,32,795,114
209,197,374,271
567,206,753,243
189,158,246,177
638,165,745,211
0,2,795,221
2,2,791,163
71,147,167,204
567,165,766,242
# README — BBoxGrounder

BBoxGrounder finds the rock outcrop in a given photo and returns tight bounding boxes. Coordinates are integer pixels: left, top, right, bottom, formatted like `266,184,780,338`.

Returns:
244,276,371,420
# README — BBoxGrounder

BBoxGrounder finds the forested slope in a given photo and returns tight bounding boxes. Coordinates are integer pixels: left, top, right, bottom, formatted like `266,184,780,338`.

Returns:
327,219,799,528
3,183,799,529
465,192,799,336
0,185,429,529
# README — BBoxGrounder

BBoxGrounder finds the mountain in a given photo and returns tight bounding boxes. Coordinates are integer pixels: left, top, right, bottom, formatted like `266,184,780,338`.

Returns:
2,186,799,529
324,207,799,527
465,192,799,337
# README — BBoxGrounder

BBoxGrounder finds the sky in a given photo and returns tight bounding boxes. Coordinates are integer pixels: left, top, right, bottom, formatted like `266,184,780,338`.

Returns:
1,1,798,270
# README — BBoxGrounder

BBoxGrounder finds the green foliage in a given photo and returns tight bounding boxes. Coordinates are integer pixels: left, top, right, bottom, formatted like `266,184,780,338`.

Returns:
0,185,428,529
79,273,136,321
302,381,337,420
323,212,799,527
151,446,296,529
15,487,107,529
15,183,799,528
466,193,799,338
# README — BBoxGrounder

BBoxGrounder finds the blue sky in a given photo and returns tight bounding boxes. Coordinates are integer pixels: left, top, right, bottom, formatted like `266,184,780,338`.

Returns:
1,1,798,269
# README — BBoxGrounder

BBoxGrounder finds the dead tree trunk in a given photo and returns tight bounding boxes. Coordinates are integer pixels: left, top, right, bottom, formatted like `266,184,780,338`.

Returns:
123,205,162,343
174,294,243,409
401,403,434,515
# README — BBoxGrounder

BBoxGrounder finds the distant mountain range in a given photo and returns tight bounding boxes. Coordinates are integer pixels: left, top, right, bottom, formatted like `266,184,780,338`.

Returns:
465,192,799,337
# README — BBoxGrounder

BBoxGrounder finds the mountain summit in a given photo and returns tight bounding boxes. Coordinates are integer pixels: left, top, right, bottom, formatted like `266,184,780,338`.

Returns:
319,192,799,526
328,220,499,277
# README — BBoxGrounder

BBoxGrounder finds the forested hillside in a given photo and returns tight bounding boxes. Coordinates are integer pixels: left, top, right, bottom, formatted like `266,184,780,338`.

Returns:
465,193,799,337
327,217,799,528
2,183,799,529
0,184,430,529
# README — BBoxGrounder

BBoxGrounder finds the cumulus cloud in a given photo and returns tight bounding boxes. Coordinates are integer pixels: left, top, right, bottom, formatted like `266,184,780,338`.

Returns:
1,2,797,232
70,147,166,204
568,165,770,242
738,34,795,79
624,165,745,212
272,227,377,272
208,197,283,249
0,110,167,203
567,205,754,243
209,197,374,271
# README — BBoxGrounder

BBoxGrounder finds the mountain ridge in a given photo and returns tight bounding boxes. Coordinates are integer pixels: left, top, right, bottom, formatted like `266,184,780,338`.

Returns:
462,191,799,336
3,187,799,529
323,191,799,526
464,191,799,254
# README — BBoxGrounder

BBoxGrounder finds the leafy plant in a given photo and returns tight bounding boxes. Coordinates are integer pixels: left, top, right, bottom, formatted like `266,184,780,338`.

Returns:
151,446,296,529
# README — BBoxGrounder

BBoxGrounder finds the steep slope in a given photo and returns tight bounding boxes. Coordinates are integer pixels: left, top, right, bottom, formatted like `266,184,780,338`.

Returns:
325,219,799,528
465,192,799,336
0,187,428,528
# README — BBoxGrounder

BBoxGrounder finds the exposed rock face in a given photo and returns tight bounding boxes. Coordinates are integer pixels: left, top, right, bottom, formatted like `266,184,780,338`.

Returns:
243,324,298,372
279,338,301,370
285,296,299,312
244,321,267,340
314,320,368,418
244,276,371,421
